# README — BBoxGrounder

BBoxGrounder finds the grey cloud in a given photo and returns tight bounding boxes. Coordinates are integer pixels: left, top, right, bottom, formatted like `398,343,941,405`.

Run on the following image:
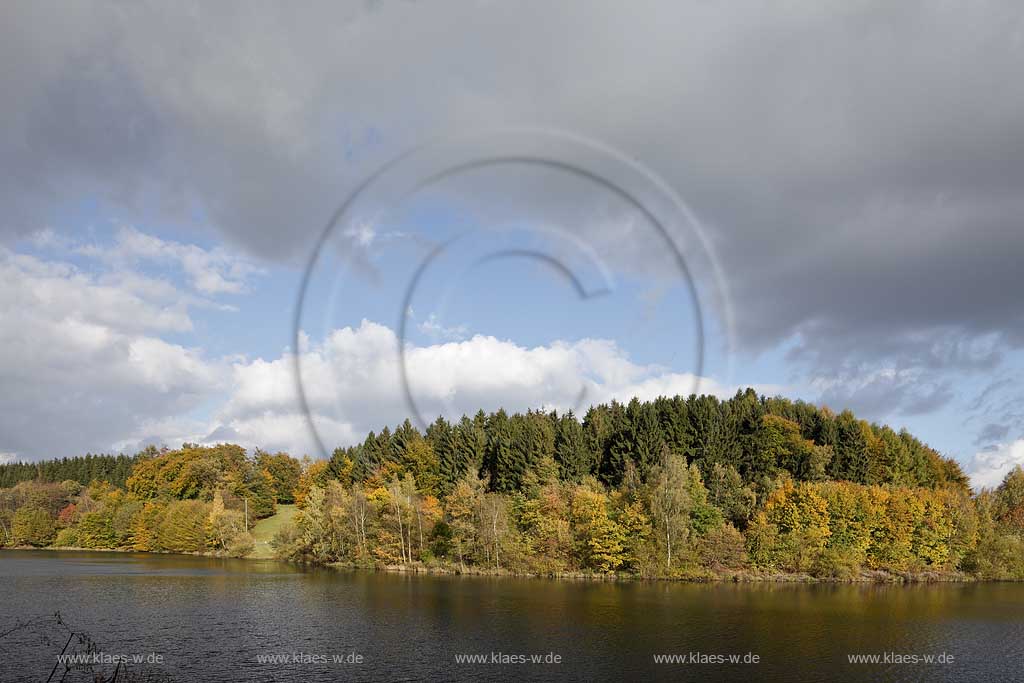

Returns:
968,377,1017,412
816,371,954,422
902,383,956,417
963,379,1024,447
203,425,243,443
975,422,1012,446
2,1,1024,421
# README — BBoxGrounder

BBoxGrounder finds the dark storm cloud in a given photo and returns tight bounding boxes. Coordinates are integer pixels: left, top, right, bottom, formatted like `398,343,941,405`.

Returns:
2,0,1024,411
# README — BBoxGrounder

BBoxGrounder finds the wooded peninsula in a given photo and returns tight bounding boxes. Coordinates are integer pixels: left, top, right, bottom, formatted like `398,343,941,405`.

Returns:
3,390,1023,581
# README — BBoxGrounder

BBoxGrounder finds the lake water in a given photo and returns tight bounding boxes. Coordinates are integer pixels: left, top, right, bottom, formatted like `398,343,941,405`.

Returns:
0,550,1021,682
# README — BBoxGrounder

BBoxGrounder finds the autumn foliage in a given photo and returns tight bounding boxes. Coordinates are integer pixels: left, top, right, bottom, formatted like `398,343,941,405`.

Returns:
2,390,1023,580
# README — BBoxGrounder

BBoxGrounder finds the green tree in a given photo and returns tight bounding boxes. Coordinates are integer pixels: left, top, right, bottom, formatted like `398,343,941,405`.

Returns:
427,417,461,494
258,451,303,503
398,434,441,496
154,500,209,553
444,471,485,569
554,411,590,482
757,414,831,482
570,486,626,572
994,466,1024,533
705,463,756,527
477,492,510,569
295,485,334,562
11,505,55,546
484,409,520,493
830,412,870,483
649,454,694,570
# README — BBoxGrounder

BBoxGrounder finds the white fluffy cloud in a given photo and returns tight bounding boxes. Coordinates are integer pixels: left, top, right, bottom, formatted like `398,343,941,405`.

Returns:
2,233,762,461
201,319,766,458
79,226,262,295
0,239,235,460
966,440,1024,491
1,248,193,335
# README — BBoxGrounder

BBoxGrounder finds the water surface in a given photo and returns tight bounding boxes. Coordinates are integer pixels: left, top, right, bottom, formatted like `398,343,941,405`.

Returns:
1,550,1021,681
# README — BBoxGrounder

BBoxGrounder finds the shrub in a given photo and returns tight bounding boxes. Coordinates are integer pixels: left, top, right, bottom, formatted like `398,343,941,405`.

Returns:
54,527,79,547
226,531,255,557
813,546,863,580
12,505,56,546
699,523,748,569
270,523,302,561
155,500,210,553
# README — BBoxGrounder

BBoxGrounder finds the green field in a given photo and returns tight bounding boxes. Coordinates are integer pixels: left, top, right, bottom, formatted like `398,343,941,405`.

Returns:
248,504,297,559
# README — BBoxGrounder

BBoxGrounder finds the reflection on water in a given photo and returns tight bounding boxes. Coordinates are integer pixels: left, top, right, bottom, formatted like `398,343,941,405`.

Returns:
1,550,1022,682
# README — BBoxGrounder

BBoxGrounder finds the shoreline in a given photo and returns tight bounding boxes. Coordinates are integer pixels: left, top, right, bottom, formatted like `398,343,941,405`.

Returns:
2,545,984,584
2,544,241,560
354,563,980,584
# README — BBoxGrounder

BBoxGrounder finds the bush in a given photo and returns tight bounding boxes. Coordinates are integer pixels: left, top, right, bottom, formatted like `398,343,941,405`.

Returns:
813,546,862,580
155,500,209,553
698,523,748,569
12,505,56,546
745,514,779,568
77,508,118,548
429,520,453,559
54,527,79,547
270,523,302,560
226,531,255,557
968,532,1024,580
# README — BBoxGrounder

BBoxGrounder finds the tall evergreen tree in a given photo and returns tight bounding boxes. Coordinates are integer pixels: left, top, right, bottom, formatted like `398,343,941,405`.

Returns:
554,411,590,482
830,411,870,483
484,409,519,492
428,417,462,495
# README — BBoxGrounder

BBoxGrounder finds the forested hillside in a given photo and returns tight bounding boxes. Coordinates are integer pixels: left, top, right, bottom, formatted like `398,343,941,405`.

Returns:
3,390,1023,581
0,445,297,556
0,452,141,489
331,389,969,494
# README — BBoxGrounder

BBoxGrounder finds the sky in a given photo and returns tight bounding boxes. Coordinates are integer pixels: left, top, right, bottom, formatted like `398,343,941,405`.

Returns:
1,1,1023,491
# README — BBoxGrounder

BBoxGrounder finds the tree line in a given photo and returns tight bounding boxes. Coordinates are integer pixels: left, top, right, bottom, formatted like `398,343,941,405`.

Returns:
329,390,969,495
0,451,142,489
2,390,1023,581
0,445,299,556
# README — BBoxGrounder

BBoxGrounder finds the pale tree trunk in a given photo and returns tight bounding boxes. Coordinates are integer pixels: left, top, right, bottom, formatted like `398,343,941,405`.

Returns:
350,508,359,555
406,494,413,563
350,509,362,557
666,527,672,569
392,497,406,564
416,506,423,557
492,510,500,570
358,504,367,555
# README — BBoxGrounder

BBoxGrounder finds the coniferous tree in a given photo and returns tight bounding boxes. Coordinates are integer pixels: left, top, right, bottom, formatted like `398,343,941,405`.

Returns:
463,413,489,476
598,401,630,486
688,394,735,471
624,397,665,478
484,409,517,492
656,396,693,458
830,411,870,483
554,411,589,482
428,417,462,495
